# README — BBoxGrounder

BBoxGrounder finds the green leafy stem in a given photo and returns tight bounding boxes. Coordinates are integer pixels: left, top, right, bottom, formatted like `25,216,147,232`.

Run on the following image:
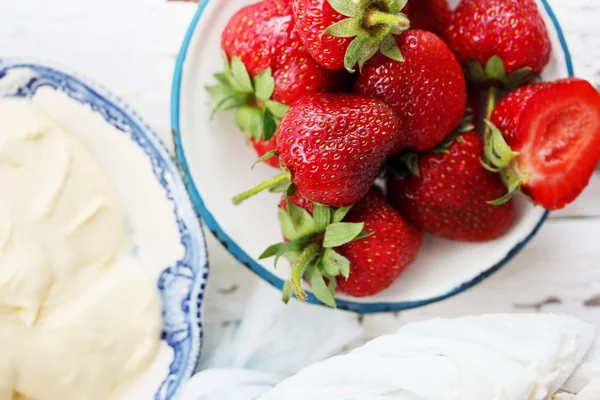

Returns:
324,0,410,72
466,55,534,90
259,200,371,307
205,53,289,142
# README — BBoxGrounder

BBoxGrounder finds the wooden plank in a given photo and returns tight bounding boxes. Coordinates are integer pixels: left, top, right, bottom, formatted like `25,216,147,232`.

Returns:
364,217,600,335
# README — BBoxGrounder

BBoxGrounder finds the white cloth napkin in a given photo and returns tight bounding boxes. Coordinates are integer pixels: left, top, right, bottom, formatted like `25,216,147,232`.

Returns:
555,380,600,400
259,314,598,400
179,285,363,400
563,334,600,393
181,308,600,400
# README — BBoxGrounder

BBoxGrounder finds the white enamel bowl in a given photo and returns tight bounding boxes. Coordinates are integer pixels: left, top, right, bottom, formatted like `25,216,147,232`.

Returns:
171,0,572,313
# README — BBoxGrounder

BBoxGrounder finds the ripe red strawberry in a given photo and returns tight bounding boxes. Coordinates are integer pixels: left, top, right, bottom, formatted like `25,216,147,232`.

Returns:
221,0,342,104
251,138,280,168
335,188,423,297
232,93,401,207
354,30,466,152
387,130,515,242
281,191,315,215
292,0,411,71
208,0,343,166
409,0,451,37
262,189,423,305
444,0,551,88
486,78,600,210
466,86,485,132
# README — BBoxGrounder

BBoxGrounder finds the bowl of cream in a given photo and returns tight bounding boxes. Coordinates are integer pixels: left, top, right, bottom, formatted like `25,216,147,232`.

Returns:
0,59,208,400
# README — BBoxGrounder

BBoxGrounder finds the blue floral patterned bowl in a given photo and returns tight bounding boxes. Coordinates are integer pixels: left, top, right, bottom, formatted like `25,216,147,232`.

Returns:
0,59,208,399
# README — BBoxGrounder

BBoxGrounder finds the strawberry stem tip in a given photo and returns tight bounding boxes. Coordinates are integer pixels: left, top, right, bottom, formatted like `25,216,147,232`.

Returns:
282,281,293,304
364,10,410,29
323,0,410,72
290,243,321,301
232,173,290,205
484,86,498,136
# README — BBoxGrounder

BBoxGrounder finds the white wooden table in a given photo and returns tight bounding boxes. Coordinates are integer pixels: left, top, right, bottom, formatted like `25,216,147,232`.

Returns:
2,0,600,361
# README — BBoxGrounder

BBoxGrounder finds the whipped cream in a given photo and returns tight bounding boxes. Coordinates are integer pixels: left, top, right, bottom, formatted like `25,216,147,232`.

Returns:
0,98,161,400
259,314,597,400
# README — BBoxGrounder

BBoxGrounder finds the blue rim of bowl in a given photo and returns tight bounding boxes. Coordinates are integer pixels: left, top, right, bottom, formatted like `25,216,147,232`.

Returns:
0,58,209,398
171,0,571,314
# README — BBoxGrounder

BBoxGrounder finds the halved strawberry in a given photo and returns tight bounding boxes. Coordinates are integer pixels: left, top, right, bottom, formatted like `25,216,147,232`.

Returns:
485,78,600,210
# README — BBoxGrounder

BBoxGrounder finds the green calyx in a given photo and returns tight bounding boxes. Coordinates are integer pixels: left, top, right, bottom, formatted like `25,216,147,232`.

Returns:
205,53,289,142
482,120,516,171
387,115,475,178
231,172,292,205
479,86,526,205
394,152,420,178
481,119,526,205
466,56,534,90
324,0,410,72
251,150,279,169
430,115,474,154
259,201,370,307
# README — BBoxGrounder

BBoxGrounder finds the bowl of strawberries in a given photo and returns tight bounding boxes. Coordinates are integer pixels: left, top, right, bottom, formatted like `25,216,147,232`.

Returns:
172,0,600,312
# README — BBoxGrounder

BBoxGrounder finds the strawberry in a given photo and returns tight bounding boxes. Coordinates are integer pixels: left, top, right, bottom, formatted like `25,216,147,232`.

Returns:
409,0,451,37
261,189,423,306
281,191,315,215
232,93,400,207
466,86,485,133
251,138,280,169
387,130,515,242
485,78,600,211
354,30,467,152
444,0,551,89
291,0,411,71
335,188,423,297
207,0,343,165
